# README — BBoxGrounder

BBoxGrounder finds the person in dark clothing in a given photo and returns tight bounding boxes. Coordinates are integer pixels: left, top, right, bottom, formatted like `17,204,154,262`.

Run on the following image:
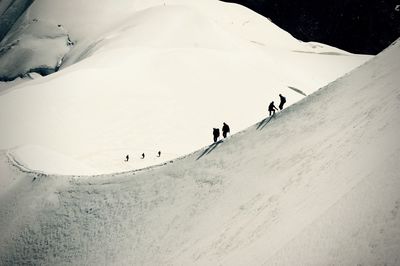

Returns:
222,122,230,138
125,155,129,162
213,128,220,143
157,151,161,157
268,101,278,116
279,94,286,110
141,153,145,159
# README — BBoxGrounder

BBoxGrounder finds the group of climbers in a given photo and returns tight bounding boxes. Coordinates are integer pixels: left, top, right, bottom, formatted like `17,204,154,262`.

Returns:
212,122,230,143
125,151,161,162
213,94,286,142
268,94,286,116
125,93,287,161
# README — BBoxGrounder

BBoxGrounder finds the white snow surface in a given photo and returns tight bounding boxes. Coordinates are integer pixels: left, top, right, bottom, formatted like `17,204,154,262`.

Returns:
0,37,399,265
10,145,99,175
0,0,370,174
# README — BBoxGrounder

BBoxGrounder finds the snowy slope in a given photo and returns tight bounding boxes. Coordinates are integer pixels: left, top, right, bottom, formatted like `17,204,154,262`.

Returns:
0,38,399,265
0,0,370,174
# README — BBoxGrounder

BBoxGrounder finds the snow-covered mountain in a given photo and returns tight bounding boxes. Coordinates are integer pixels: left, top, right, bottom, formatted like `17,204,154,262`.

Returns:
0,35,399,266
0,0,370,174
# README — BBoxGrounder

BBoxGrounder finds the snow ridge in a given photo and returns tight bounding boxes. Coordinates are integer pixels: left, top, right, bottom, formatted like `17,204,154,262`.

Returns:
0,1,370,174
0,39,399,265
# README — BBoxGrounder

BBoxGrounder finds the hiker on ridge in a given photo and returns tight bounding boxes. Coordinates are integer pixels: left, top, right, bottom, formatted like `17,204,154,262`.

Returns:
268,101,278,116
279,94,286,110
213,128,220,143
222,122,230,138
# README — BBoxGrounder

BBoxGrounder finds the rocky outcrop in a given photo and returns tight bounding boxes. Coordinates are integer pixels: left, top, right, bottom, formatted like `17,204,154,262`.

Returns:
0,19,73,81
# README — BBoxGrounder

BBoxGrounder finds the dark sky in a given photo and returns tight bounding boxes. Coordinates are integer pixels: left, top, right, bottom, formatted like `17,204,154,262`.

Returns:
222,0,400,54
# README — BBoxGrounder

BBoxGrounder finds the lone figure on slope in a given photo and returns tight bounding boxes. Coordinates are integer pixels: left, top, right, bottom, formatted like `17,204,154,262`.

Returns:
268,101,278,116
213,128,220,143
222,122,230,138
141,153,145,159
279,94,286,110
125,155,129,162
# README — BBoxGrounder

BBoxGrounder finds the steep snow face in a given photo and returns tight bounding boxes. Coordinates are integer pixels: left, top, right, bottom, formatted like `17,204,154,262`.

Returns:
0,0,370,174
0,0,34,42
0,0,13,15
0,39,398,265
0,19,72,80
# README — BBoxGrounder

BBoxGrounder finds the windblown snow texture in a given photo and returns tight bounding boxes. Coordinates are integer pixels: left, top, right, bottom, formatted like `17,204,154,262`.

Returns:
0,38,399,265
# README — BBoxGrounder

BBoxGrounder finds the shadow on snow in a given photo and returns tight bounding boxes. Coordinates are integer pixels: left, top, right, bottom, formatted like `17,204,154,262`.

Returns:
256,115,274,130
196,140,223,160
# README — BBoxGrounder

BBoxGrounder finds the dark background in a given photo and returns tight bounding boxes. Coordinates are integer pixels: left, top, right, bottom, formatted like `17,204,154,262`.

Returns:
222,0,400,54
